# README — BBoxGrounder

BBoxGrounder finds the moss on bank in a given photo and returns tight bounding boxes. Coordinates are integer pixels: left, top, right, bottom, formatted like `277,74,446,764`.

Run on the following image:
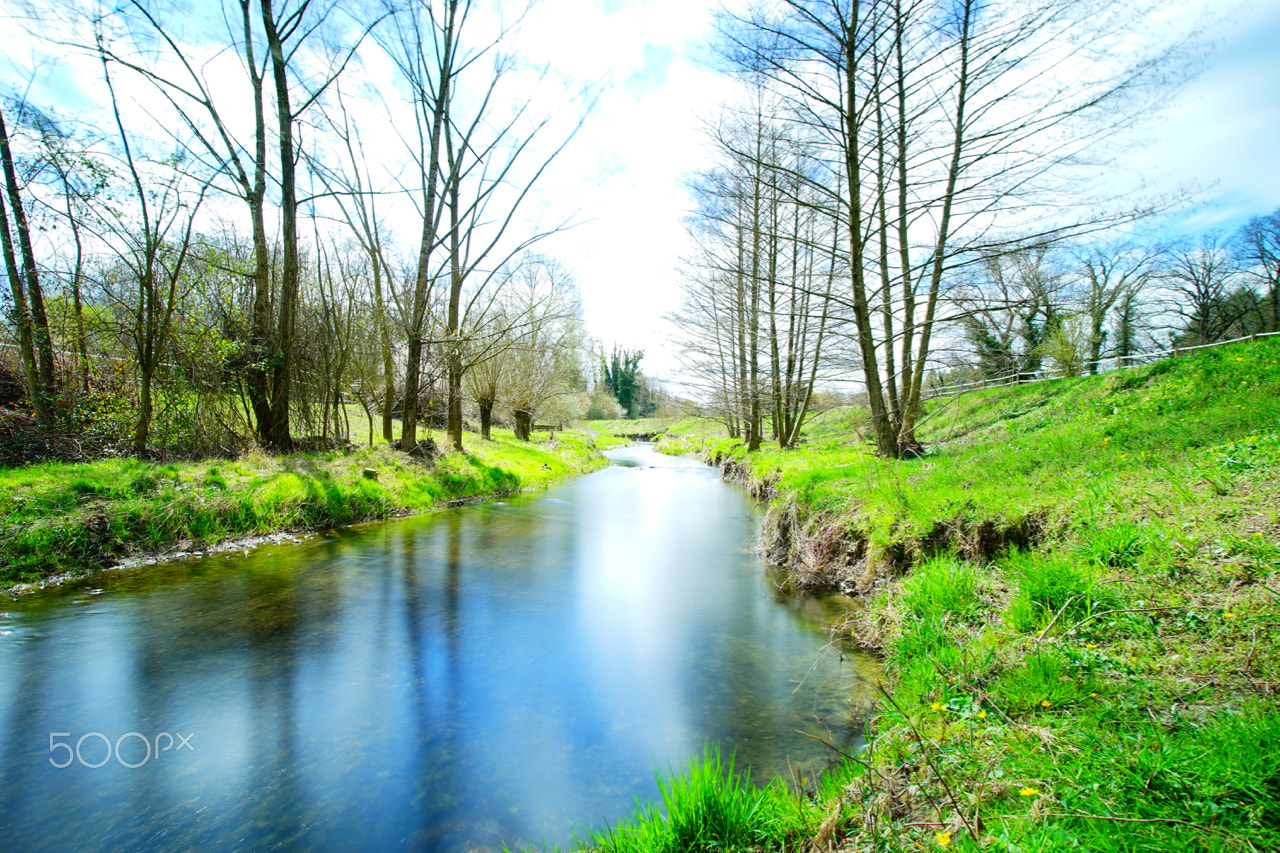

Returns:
574,338,1280,852
0,428,607,590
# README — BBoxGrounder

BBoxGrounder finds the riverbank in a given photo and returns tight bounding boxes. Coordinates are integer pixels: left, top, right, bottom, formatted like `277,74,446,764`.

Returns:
0,428,608,592
579,337,1280,851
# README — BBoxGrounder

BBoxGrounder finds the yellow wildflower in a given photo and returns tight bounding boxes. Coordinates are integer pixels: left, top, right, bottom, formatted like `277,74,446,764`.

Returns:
1224,612,1236,619
1040,699,1052,708
936,831,953,847
1019,787,1039,797
977,710,987,719
931,702,945,712
1086,643,1098,649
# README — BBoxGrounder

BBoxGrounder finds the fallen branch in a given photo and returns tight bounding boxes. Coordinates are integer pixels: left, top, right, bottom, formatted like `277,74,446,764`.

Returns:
1034,595,1081,644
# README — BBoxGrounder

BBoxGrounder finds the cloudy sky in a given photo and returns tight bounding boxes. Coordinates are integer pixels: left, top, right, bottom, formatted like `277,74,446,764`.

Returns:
3,0,1278,382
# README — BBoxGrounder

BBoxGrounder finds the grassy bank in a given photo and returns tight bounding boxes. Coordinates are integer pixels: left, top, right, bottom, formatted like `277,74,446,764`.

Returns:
575,338,1280,852
0,428,607,590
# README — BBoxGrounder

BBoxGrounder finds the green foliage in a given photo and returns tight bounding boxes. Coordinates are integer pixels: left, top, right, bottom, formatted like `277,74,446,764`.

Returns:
1075,520,1148,568
599,346,656,419
994,708,1280,852
893,615,965,680
603,337,1280,853
989,648,1093,712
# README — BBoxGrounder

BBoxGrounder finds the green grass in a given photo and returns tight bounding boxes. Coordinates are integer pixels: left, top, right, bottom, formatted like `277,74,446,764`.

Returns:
580,416,729,456
0,427,608,588
566,748,831,853
571,337,1280,852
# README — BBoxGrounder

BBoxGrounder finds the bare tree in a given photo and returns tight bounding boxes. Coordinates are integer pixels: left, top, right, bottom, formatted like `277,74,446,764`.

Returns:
1074,245,1153,372
1161,234,1248,346
95,0,382,450
97,49,209,454
310,84,401,441
16,105,112,392
384,0,576,453
1235,209,1280,334
954,247,1066,379
496,255,581,440
716,0,1186,456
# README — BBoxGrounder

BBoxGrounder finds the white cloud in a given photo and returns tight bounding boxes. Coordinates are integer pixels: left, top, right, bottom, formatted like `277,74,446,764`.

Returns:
507,0,741,378
1132,0,1280,233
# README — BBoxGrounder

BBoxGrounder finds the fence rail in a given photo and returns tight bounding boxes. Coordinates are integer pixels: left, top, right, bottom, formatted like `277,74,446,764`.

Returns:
922,331,1280,401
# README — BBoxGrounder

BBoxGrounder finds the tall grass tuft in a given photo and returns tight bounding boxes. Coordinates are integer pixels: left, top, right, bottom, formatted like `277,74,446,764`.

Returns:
1004,551,1121,632
584,747,815,853
1075,520,1148,568
899,555,981,622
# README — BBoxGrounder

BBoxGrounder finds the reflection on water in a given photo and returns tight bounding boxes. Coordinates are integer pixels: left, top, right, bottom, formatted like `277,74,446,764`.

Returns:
0,444,876,852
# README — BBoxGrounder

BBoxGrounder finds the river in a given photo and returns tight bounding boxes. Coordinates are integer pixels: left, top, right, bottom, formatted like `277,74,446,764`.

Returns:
0,444,873,852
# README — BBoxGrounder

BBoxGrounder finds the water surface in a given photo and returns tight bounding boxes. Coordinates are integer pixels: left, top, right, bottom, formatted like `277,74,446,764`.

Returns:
0,444,873,852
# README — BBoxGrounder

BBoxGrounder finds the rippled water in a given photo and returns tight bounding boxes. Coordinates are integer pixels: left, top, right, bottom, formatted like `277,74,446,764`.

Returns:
0,445,875,852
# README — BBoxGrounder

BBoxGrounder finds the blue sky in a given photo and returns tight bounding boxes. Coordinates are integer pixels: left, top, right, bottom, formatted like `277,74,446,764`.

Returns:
2,0,1277,381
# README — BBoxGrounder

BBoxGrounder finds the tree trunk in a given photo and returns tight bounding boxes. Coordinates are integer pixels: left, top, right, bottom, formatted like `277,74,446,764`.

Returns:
898,0,973,456
261,0,298,453
133,370,153,456
401,0,456,455
746,117,764,452
842,3,898,458
0,189,48,425
402,334,424,444
445,125,465,452
874,33,900,431
372,257,396,442
54,160,91,393
513,408,532,441
479,397,494,440
894,0,916,424
734,226,751,449
236,0,276,446
0,105,56,397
